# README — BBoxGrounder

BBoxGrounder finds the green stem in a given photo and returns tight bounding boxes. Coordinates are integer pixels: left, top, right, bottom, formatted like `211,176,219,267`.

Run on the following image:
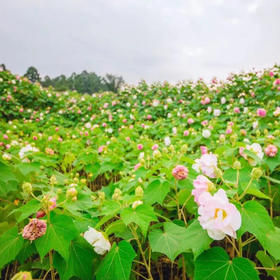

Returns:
130,225,153,280
239,177,253,200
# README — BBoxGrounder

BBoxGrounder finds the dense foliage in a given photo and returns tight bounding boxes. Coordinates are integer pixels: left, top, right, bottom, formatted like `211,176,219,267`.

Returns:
1,65,280,280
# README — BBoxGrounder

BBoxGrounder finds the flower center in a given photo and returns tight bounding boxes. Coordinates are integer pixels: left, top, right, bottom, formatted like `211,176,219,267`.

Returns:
214,208,227,220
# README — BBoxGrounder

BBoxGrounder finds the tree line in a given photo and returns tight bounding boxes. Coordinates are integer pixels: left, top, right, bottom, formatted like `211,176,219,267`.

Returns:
1,64,124,93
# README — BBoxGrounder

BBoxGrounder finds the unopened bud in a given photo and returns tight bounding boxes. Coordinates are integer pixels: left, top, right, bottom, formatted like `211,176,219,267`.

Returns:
233,161,241,170
153,150,161,159
98,191,105,201
66,187,78,200
207,181,216,192
80,178,87,184
215,168,223,178
181,144,188,153
22,182,32,194
112,188,122,201
50,175,57,185
135,186,144,197
230,134,237,144
132,200,143,209
251,168,263,179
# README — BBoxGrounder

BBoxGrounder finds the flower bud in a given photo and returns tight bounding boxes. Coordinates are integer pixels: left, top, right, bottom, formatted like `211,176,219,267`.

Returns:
50,175,57,185
153,150,161,159
66,187,78,201
251,168,263,179
214,168,223,178
80,178,87,184
181,144,188,153
112,188,122,201
98,191,105,201
233,161,241,170
132,200,143,209
135,186,144,197
22,182,32,194
230,134,237,144
11,271,32,280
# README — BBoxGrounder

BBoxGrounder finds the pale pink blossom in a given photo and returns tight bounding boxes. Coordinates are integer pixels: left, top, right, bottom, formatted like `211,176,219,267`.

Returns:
152,144,158,150
200,146,208,155
137,144,143,150
98,145,105,153
257,108,266,117
198,189,241,240
183,130,189,136
234,107,240,113
192,153,218,178
134,163,141,170
192,175,213,205
187,118,194,124
265,144,278,157
172,165,189,180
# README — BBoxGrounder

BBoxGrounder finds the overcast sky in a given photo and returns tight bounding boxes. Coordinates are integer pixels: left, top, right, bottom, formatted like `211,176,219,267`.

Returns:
1,0,280,83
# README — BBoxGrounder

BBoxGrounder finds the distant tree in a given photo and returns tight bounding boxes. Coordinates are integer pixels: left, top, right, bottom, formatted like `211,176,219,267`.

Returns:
41,75,52,87
24,66,41,83
103,74,124,93
0,63,7,71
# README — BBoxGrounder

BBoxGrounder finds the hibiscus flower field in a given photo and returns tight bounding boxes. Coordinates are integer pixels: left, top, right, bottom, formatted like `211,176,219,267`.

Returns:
1,66,280,280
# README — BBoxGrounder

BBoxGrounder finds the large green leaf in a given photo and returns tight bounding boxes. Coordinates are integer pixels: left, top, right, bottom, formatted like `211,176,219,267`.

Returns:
54,236,95,280
35,212,78,260
149,221,211,261
194,247,259,280
184,220,212,257
144,180,170,205
0,227,24,269
121,204,157,236
149,222,189,261
96,241,136,280
238,200,274,238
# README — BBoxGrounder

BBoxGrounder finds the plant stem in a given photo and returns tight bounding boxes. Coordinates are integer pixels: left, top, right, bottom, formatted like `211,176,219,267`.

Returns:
239,177,253,200
49,250,55,280
130,225,153,280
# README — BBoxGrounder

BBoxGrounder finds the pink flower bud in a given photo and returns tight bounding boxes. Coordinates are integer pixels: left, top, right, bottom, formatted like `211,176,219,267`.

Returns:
137,144,143,150
200,146,208,155
265,144,278,157
172,165,188,180
184,130,189,136
257,108,266,117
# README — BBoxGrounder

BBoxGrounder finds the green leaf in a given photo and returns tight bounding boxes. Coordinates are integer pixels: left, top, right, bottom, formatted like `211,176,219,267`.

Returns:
238,200,274,238
256,250,280,279
149,222,189,261
264,153,280,172
54,236,95,280
96,241,136,280
262,227,280,260
15,199,41,222
144,180,170,205
0,227,24,269
184,220,212,257
121,204,157,236
246,187,271,200
35,212,78,260
194,247,259,280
